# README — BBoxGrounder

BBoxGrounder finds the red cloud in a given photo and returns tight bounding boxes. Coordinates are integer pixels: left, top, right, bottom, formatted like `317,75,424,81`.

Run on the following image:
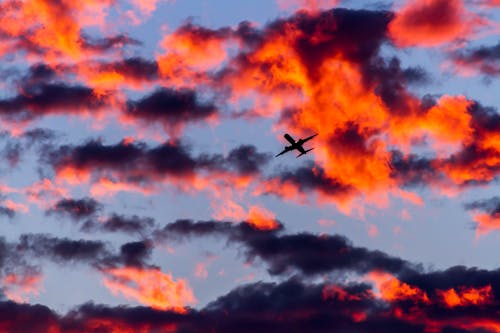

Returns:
2,272,43,303
388,0,488,47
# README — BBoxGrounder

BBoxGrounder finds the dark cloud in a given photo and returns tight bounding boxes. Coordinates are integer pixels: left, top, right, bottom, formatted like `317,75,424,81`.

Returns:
400,265,500,298
125,88,217,132
0,128,59,171
117,241,153,267
468,102,500,134
464,197,500,216
174,21,233,41
451,41,500,76
156,219,282,243
0,238,7,270
18,234,109,264
47,197,103,221
97,57,159,82
264,161,352,198
287,8,392,78
13,233,153,270
241,232,417,276
82,214,156,235
156,219,236,240
23,63,57,83
0,83,111,122
0,141,22,167
362,57,429,113
81,34,141,52
0,206,15,219
0,227,499,332
234,21,264,47
156,219,415,277
46,139,147,174
0,301,58,333
389,150,439,187
43,139,271,185
0,237,38,277
0,275,497,332
22,128,59,144
223,145,271,175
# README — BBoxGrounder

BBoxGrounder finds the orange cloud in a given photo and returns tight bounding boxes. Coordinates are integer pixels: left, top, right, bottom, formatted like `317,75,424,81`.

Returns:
0,0,116,61
437,285,494,308
472,213,500,237
367,271,430,304
246,205,280,230
156,23,232,88
389,95,474,151
102,266,196,313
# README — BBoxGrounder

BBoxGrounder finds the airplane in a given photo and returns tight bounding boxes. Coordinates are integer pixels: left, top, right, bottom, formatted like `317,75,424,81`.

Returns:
275,133,318,158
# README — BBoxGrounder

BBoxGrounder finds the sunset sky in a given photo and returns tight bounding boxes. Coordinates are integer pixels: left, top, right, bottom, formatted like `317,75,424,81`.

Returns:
0,0,499,332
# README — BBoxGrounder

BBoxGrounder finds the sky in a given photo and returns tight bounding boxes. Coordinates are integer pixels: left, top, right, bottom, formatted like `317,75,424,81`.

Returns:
0,0,499,332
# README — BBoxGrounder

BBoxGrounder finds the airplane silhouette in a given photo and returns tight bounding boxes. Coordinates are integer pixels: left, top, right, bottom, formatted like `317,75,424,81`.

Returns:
275,133,318,158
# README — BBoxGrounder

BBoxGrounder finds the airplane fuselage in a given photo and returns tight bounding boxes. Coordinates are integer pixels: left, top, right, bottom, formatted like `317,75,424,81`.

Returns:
276,133,317,157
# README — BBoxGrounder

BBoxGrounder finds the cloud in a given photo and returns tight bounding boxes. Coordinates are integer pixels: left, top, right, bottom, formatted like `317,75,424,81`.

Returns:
464,197,500,236
0,206,15,218
450,41,500,76
0,5,495,208
1,272,43,304
101,266,196,312
157,21,233,80
0,83,112,124
80,34,141,53
78,57,160,90
15,233,157,270
276,0,340,12
116,241,153,268
0,4,497,331
257,161,353,204
42,139,272,196
123,88,218,136
0,226,499,332
18,234,109,265
0,0,133,60
81,214,156,236
46,197,103,221
156,219,415,277
388,0,488,47
0,272,498,332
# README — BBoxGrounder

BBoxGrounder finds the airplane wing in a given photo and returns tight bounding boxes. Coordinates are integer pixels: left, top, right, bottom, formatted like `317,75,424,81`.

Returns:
301,133,318,143
296,148,314,158
275,146,292,157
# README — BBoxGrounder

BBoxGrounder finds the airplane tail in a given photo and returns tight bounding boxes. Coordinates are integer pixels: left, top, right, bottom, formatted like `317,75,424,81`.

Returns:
296,148,314,158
